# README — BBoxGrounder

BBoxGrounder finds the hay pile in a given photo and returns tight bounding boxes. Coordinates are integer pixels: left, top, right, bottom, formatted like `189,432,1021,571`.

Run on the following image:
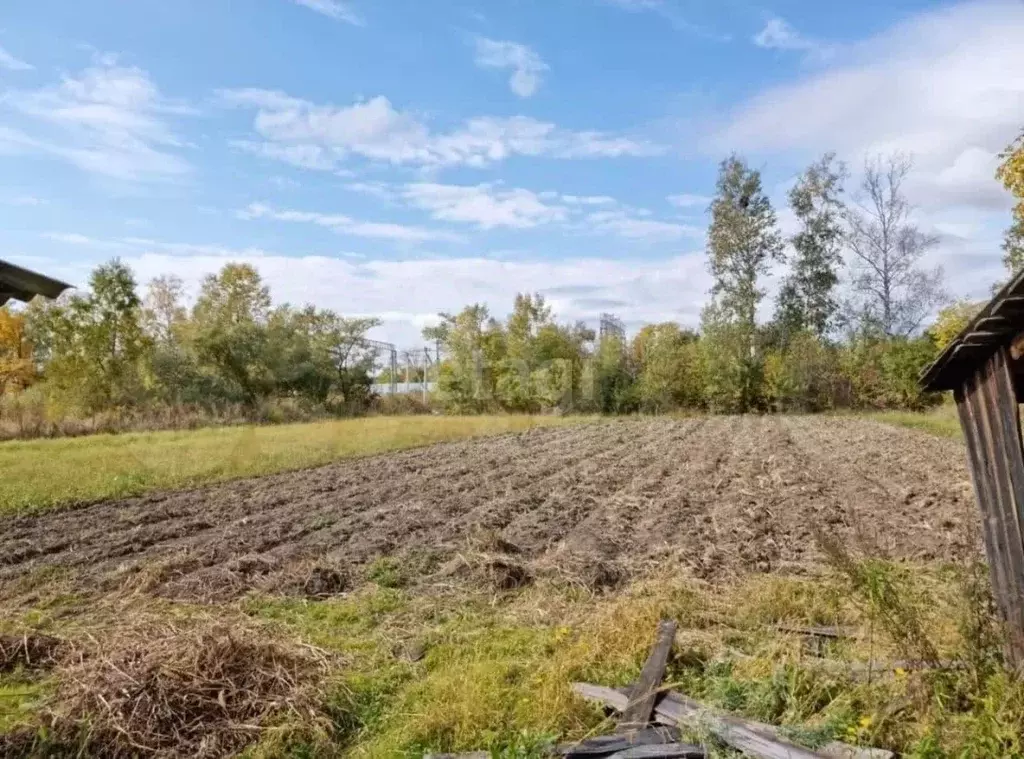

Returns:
50,620,337,758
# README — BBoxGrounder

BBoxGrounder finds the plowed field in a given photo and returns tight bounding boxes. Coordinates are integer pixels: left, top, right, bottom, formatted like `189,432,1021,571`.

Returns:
0,416,979,604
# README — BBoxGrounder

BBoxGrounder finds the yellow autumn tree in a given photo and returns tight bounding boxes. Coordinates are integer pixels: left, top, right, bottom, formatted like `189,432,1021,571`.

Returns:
0,307,35,392
997,130,1024,275
930,300,983,352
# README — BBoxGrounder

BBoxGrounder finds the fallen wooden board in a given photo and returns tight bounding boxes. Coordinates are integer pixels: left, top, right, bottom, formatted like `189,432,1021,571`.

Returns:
574,683,824,759
556,727,681,756
620,620,678,731
607,744,706,758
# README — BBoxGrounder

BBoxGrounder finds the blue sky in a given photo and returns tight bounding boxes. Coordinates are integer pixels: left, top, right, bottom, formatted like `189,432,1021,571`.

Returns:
0,0,1020,346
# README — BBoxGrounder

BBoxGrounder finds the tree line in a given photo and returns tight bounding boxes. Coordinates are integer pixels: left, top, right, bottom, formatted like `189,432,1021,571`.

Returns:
425,150,1013,415
2,137,1023,433
0,262,382,431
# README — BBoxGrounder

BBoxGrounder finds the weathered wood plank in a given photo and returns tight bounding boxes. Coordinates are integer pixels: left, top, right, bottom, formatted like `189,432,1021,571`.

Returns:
619,620,677,730
573,683,825,759
988,349,1024,663
976,353,1024,664
556,727,681,756
957,380,1013,640
607,745,706,758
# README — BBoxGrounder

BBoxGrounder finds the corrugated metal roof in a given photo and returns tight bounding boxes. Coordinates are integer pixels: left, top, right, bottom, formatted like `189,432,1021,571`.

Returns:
920,268,1024,392
0,259,73,306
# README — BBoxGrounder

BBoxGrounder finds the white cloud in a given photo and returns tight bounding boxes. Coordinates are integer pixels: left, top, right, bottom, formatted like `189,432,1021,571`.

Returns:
599,0,729,40
220,89,662,171
238,201,465,243
402,183,568,229
0,45,33,71
1,57,192,180
667,193,711,209
290,0,362,25
559,194,617,206
42,232,97,245
714,1,1024,214
583,209,702,241
27,248,711,345
752,17,831,59
473,37,548,97
711,0,1024,298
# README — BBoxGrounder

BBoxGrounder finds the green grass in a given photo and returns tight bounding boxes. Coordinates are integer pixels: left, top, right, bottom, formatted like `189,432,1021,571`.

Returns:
0,415,586,514
863,404,963,439
235,564,1007,758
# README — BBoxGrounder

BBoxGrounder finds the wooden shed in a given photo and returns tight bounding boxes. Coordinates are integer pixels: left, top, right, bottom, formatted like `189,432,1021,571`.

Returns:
0,259,72,306
920,269,1024,666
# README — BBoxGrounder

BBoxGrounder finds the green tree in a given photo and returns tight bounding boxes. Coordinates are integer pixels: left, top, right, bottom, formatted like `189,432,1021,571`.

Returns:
704,156,783,411
191,263,273,406
632,323,703,411
775,153,846,340
707,155,785,334
763,331,839,412
428,305,505,412
26,259,151,411
700,303,765,413
997,130,1024,276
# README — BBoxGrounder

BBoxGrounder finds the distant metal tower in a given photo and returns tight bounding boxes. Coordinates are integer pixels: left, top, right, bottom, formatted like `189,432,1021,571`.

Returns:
334,338,397,395
599,312,626,344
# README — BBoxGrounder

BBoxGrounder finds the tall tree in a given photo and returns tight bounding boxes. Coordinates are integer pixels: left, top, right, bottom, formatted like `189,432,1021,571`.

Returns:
997,130,1024,276
191,263,273,405
844,154,946,336
707,155,785,335
775,153,847,339
142,274,187,345
27,259,150,410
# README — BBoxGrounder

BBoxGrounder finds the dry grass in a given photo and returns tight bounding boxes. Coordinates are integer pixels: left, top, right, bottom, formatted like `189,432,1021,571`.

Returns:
0,414,587,514
3,616,341,758
4,563,1022,758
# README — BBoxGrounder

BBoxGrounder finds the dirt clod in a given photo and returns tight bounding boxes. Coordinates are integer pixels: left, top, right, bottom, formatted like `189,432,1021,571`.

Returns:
302,565,349,598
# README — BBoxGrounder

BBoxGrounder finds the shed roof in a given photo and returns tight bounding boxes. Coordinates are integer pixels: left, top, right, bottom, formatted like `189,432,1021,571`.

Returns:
921,268,1024,392
0,259,73,307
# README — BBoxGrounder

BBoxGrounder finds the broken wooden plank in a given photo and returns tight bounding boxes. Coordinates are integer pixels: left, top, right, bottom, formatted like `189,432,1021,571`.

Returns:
555,727,681,756
619,619,677,730
574,683,824,758
607,744,706,758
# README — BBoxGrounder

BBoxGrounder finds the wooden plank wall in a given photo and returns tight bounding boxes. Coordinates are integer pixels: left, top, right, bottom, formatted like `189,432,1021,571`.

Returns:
955,346,1024,666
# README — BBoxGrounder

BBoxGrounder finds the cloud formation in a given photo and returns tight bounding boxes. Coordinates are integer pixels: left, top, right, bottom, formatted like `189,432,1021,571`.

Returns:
0,56,192,180
220,88,662,171
21,246,710,347
290,0,362,25
473,37,548,97
752,17,831,59
0,44,32,71
237,202,465,243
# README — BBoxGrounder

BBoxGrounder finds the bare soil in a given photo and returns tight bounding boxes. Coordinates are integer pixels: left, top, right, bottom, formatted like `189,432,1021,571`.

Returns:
0,417,980,604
